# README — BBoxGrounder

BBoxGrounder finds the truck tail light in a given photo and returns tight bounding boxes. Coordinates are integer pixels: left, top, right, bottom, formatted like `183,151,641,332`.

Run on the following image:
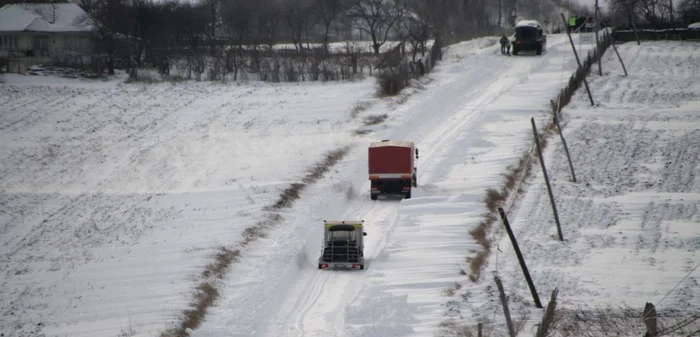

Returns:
322,264,328,269
352,264,359,269
371,186,378,190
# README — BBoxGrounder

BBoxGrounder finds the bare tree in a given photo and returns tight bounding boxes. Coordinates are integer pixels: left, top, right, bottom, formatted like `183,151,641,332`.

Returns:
314,0,346,53
257,0,283,50
400,0,435,61
283,0,316,51
199,0,220,40
220,0,256,80
348,0,404,55
78,0,130,75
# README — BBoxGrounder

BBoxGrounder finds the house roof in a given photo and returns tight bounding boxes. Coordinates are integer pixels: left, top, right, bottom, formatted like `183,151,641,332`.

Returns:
0,3,91,33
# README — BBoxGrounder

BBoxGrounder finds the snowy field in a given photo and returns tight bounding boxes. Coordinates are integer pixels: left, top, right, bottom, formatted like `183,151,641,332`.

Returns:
453,41,700,336
0,74,380,335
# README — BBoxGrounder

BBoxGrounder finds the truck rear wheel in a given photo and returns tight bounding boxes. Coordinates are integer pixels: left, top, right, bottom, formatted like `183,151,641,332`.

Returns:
405,190,411,199
371,194,378,200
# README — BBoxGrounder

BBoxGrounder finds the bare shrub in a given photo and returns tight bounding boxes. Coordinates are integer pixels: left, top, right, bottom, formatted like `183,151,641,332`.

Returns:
126,69,162,84
483,188,505,213
350,101,374,118
363,114,388,126
437,319,491,337
302,147,350,183
182,283,219,330
467,249,489,282
201,247,240,279
376,67,410,97
161,283,219,337
272,183,306,209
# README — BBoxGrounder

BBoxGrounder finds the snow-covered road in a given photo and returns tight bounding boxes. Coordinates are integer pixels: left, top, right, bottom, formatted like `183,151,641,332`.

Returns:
193,34,596,337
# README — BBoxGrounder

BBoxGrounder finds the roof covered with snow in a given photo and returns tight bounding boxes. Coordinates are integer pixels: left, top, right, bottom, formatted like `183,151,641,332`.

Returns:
515,20,542,28
689,22,700,30
0,3,91,33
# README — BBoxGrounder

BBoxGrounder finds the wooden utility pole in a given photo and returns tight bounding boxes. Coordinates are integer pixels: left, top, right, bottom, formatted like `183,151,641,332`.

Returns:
594,0,602,76
599,8,629,76
560,13,594,106
497,207,543,308
531,118,564,241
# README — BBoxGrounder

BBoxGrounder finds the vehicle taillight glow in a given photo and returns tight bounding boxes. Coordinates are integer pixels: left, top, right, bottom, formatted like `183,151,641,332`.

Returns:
352,264,359,269
322,264,328,269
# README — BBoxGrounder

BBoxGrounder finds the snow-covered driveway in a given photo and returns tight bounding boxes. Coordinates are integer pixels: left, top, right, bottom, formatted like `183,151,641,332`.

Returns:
194,34,597,337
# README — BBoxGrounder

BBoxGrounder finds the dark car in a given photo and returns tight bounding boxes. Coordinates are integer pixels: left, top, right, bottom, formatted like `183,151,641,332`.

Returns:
512,20,547,55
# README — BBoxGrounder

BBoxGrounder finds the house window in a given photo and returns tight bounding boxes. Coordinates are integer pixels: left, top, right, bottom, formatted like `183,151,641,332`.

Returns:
63,36,84,51
0,36,19,51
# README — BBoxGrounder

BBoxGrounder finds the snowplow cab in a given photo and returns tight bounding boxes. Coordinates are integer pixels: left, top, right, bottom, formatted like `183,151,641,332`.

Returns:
318,220,367,270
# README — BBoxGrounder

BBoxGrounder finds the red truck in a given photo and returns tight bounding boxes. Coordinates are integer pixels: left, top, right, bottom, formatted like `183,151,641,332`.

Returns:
368,140,419,200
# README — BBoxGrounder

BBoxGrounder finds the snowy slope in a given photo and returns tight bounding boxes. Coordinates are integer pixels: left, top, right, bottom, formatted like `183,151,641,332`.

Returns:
192,34,600,337
0,77,378,336
453,42,700,336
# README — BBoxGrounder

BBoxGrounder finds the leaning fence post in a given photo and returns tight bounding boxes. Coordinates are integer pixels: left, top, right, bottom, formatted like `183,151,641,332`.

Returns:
560,13,595,106
497,207,543,308
553,115,577,183
599,7,629,76
643,302,659,337
495,276,517,337
531,118,564,241
535,288,559,337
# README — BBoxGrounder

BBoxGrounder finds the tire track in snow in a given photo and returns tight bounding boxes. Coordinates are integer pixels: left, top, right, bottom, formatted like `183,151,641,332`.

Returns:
262,36,577,337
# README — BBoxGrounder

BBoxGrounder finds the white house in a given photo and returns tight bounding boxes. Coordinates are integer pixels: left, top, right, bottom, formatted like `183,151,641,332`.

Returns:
0,3,92,71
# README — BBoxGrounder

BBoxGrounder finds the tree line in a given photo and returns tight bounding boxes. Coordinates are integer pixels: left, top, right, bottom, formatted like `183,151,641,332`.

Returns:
1,0,532,77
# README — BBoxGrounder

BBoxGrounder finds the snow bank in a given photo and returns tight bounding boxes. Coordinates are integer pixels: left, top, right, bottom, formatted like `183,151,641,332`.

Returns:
461,41,700,335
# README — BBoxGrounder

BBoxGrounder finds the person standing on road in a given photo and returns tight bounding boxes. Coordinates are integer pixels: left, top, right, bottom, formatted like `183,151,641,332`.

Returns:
500,35,512,56
499,35,510,55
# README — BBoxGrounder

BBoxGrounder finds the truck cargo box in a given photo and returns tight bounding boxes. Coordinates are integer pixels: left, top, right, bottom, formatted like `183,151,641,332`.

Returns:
368,140,415,176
